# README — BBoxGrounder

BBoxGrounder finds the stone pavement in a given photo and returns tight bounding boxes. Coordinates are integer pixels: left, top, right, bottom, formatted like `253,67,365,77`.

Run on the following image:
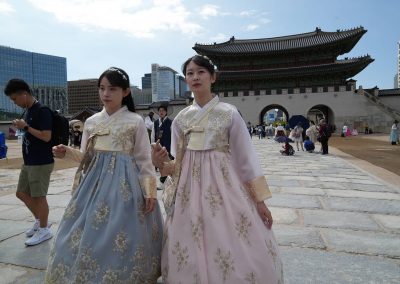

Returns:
0,139,399,283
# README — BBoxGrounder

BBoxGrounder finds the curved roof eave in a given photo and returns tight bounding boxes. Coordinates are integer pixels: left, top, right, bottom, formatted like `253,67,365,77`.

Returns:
193,27,366,55
217,56,374,79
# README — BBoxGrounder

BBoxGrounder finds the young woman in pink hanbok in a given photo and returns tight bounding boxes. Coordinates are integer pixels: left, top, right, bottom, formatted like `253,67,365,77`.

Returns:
152,55,283,283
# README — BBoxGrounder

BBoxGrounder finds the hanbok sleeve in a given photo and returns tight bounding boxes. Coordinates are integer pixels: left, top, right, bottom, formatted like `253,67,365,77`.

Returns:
133,119,157,199
170,119,180,158
229,110,272,202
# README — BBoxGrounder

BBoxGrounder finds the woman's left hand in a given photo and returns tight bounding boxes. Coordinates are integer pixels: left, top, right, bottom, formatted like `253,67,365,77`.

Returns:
145,198,156,214
256,201,273,229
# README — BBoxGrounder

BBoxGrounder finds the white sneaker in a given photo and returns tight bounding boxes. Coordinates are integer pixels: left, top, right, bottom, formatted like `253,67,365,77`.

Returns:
25,219,40,237
25,227,53,246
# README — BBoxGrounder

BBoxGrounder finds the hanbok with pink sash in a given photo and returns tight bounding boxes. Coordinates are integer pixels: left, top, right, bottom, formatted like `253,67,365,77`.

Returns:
161,96,283,283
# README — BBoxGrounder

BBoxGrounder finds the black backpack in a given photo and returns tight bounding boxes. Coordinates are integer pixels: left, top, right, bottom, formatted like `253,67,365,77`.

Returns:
39,106,70,146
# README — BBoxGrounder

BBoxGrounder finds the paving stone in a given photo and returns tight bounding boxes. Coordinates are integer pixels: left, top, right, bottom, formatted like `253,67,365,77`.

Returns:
279,186,325,196
1,138,399,283
46,194,71,208
322,229,400,258
319,176,351,183
274,225,325,249
0,204,17,213
0,206,32,221
269,207,298,225
0,220,31,241
306,181,348,190
325,197,400,215
280,175,316,181
373,214,400,231
47,185,71,195
267,179,302,187
48,207,67,224
347,178,384,185
344,182,398,193
17,270,45,284
0,224,59,269
302,209,380,231
326,188,400,200
0,194,21,205
268,193,321,209
281,247,400,284
0,264,26,284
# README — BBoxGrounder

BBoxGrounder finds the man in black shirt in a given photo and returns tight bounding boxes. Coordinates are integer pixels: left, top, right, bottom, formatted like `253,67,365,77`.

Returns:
151,105,173,183
5,79,54,246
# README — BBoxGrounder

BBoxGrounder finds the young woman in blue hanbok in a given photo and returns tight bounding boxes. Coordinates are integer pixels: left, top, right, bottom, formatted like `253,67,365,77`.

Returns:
46,67,163,283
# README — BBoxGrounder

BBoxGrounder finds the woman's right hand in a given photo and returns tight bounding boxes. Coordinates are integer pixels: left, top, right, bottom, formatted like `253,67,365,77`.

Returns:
52,144,67,159
151,140,169,169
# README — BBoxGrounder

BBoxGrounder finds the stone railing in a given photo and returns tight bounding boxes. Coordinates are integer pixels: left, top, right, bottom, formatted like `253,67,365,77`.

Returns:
361,89,400,121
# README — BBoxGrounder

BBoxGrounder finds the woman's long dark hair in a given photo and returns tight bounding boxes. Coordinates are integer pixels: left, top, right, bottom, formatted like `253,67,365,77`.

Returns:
98,67,135,112
182,55,216,76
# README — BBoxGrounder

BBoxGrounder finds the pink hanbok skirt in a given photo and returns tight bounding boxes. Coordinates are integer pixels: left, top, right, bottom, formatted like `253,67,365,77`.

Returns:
161,149,284,284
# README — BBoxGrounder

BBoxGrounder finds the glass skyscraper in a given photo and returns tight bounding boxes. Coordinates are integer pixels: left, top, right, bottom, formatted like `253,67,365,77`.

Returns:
0,45,67,120
150,63,188,102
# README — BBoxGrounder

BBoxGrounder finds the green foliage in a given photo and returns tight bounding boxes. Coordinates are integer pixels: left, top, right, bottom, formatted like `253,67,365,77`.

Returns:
272,120,287,127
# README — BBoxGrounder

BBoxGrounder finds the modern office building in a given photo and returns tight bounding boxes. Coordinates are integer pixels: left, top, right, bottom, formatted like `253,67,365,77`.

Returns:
150,64,188,102
141,73,152,90
68,79,100,115
151,64,175,102
0,45,67,120
176,74,189,99
397,42,400,88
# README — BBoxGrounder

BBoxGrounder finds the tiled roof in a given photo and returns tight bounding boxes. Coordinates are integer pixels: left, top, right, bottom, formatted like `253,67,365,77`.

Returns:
194,27,366,55
378,88,400,96
217,56,373,79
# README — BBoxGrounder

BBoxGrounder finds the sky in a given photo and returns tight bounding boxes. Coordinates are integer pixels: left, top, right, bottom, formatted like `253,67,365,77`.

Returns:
0,0,399,89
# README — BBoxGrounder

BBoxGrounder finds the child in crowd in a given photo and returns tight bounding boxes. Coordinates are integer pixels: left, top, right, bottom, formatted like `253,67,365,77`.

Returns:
280,140,295,156
304,135,315,152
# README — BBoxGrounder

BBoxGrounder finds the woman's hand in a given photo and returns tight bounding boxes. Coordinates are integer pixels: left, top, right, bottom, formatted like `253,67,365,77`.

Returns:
52,144,67,159
145,198,156,214
256,201,273,229
151,140,169,169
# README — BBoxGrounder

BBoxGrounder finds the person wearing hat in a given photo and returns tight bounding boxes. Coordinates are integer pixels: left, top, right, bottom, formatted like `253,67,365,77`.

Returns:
144,111,154,141
390,120,399,145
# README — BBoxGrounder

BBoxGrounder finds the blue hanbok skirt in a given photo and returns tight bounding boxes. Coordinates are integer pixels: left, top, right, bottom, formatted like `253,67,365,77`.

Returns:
46,151,163,284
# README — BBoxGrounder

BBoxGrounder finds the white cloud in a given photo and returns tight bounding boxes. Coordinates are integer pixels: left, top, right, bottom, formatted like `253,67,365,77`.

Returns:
27,0,204,38
240,10,257,17
0,0,14,14
245,24,259,31
199,4,219,19
209,33,228,42
259,18,271,24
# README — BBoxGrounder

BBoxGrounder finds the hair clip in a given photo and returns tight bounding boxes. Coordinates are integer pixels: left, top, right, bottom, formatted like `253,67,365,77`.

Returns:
108,67,128,81
197,55,215,68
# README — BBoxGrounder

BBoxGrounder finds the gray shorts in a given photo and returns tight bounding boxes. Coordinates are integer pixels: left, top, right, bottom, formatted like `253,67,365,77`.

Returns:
17,163,54,197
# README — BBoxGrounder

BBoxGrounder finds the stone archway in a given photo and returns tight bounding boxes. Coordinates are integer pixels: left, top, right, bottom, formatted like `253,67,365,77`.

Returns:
259,104,289,125
306,104,335,126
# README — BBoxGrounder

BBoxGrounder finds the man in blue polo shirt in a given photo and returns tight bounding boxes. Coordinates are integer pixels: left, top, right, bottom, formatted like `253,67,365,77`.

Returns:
5,79,54,246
